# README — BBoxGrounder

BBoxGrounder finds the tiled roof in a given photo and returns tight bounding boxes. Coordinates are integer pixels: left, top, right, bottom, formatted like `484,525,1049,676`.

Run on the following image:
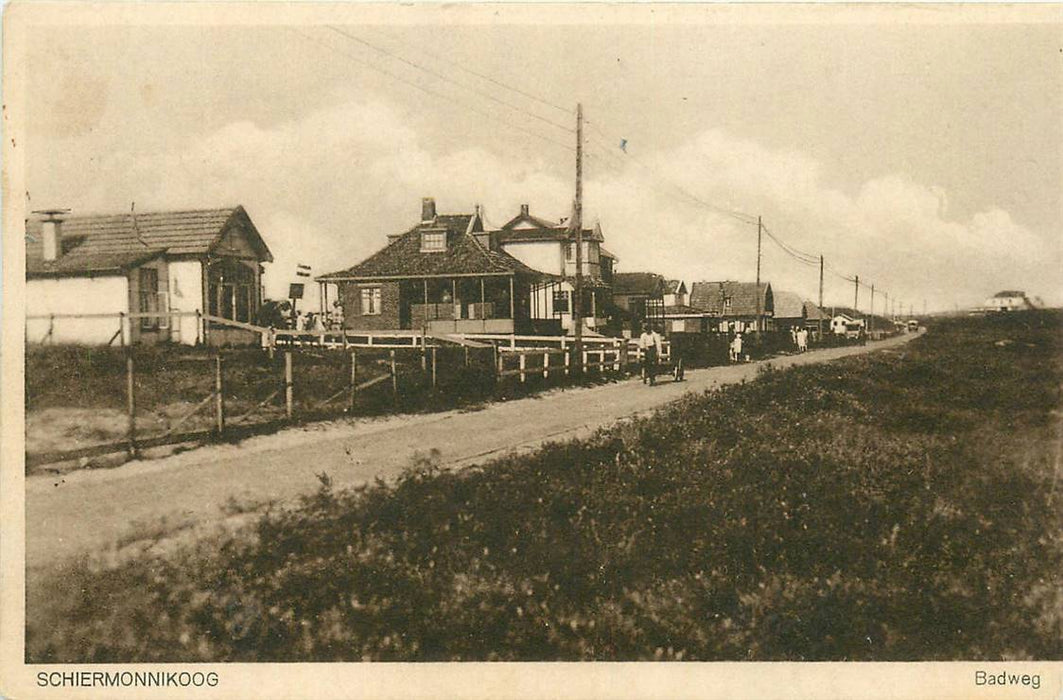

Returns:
28,249,168,278
318,214,550,281
613,272,666,296
773,291,805,319
25,206,272,278
803,301,830,321
500,211,560,230
599,246,618,261
689,281,773,317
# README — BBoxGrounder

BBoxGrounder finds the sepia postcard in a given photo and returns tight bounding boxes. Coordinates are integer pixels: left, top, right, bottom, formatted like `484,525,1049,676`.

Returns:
2,2,1061,698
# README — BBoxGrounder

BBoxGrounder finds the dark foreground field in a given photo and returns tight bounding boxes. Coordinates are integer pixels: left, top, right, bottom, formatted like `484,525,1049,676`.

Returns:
27,312,1062,662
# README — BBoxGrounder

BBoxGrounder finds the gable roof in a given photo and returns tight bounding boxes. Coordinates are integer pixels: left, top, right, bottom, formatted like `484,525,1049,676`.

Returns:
689,281,773,317
25,206,273,279
318,212,549,281
613,272,666,296
773,291,805,319
803,301,830,321
992,290,1026,298
665,279,686,295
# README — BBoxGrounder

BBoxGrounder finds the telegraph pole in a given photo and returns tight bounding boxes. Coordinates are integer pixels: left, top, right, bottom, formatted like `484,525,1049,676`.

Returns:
870,284,875,334
572,102,584,373
854,275,859,313
818,254,825,340
755,216,763,332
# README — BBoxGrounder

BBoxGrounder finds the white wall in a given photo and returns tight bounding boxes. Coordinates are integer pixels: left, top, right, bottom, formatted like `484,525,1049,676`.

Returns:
503,241,563,276
26,276,130,344
168,260,204,345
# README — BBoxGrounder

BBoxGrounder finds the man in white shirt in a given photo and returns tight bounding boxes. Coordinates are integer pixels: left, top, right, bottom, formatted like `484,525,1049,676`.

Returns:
638,326,664,385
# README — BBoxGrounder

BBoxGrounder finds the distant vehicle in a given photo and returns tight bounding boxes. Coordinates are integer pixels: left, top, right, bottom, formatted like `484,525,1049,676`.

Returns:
907,319,920,332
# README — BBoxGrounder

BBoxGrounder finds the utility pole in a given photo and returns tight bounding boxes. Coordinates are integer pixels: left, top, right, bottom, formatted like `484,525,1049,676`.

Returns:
854,275,859,313
870,284,875,333
755,216,763,332
572,102,584,374
818,254,825,340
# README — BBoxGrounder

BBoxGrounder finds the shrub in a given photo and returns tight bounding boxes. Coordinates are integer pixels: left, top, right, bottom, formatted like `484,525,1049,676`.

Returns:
26,311,1063,661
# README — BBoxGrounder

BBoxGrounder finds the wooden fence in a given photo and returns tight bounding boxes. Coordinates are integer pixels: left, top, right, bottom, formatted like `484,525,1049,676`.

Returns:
24,347,405,469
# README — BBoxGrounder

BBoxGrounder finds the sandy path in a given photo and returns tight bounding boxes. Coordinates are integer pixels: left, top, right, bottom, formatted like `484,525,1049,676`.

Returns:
25,332,920,572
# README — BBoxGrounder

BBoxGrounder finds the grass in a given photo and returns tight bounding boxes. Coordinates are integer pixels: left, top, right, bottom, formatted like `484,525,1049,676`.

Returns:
23,342,615,470
25,311,1062,661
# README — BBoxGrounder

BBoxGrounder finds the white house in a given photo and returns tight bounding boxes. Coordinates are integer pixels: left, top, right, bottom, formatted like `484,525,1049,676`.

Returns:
830,313,865,336
983,290,1036,312
26,206,273,346
493,203,616,333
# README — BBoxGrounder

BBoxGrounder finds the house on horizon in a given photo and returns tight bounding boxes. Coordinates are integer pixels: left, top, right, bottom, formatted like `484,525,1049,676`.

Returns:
316,198,559,335
689,280,774,333
25,206,273,346
983,290,1037,313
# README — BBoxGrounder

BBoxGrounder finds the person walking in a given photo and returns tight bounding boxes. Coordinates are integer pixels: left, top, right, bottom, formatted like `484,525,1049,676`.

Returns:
797,327,808,353
731,332,743,363
638,326,663,385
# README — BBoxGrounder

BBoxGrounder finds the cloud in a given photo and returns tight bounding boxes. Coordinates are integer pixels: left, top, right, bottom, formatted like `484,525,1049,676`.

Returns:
29,97,1060,311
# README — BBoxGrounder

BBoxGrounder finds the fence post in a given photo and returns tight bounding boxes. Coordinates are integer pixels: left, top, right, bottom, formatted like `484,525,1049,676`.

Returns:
464,346,469,367
543,350,550,379
349,349,357,411
214,353,225,433
125,345,137,458
390,349,398,399
284,351,293,420
431,347,438,388
421,332,427,371
119,312,127,347
561,338,569,376
519,353,526,383
496,346,504,379
195,310,202,345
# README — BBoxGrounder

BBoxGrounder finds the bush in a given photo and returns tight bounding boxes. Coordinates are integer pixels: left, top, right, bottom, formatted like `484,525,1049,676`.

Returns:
26,311,1063,661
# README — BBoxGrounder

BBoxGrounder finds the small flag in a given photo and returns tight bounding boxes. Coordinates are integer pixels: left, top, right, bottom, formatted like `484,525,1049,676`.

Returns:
296,263,312,278
619,139,628,152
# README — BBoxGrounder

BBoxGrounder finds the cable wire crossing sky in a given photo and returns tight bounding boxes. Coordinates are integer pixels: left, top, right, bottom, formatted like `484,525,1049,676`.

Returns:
21,5,1063,312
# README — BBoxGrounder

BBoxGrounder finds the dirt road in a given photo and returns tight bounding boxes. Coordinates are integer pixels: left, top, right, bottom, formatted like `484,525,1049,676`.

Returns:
25,332,920,572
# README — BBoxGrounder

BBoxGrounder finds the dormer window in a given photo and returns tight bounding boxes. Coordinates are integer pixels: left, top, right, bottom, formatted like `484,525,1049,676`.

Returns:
421,230,446,253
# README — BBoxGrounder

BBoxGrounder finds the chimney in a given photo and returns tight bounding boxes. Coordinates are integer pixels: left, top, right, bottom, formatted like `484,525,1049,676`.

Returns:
39,210,67,262
520,203,529,217
421,197,436,223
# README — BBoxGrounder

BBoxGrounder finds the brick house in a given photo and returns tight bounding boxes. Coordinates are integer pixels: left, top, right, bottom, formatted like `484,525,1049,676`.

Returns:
317,199,553,334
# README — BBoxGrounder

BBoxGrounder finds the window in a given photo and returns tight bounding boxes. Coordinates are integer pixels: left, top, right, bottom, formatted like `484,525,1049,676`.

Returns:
421,230,446,252
553,290,570,314
360,287,382,315
207,259,256,323
138,267,159,330
565,243,574,261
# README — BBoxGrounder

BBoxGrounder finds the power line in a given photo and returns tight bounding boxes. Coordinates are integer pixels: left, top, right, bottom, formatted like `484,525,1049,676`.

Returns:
364,26,574,117
324,26,575,135
288,28,575,153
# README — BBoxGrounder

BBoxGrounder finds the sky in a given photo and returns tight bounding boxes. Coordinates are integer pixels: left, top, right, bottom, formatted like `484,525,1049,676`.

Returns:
20,5,1063,312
